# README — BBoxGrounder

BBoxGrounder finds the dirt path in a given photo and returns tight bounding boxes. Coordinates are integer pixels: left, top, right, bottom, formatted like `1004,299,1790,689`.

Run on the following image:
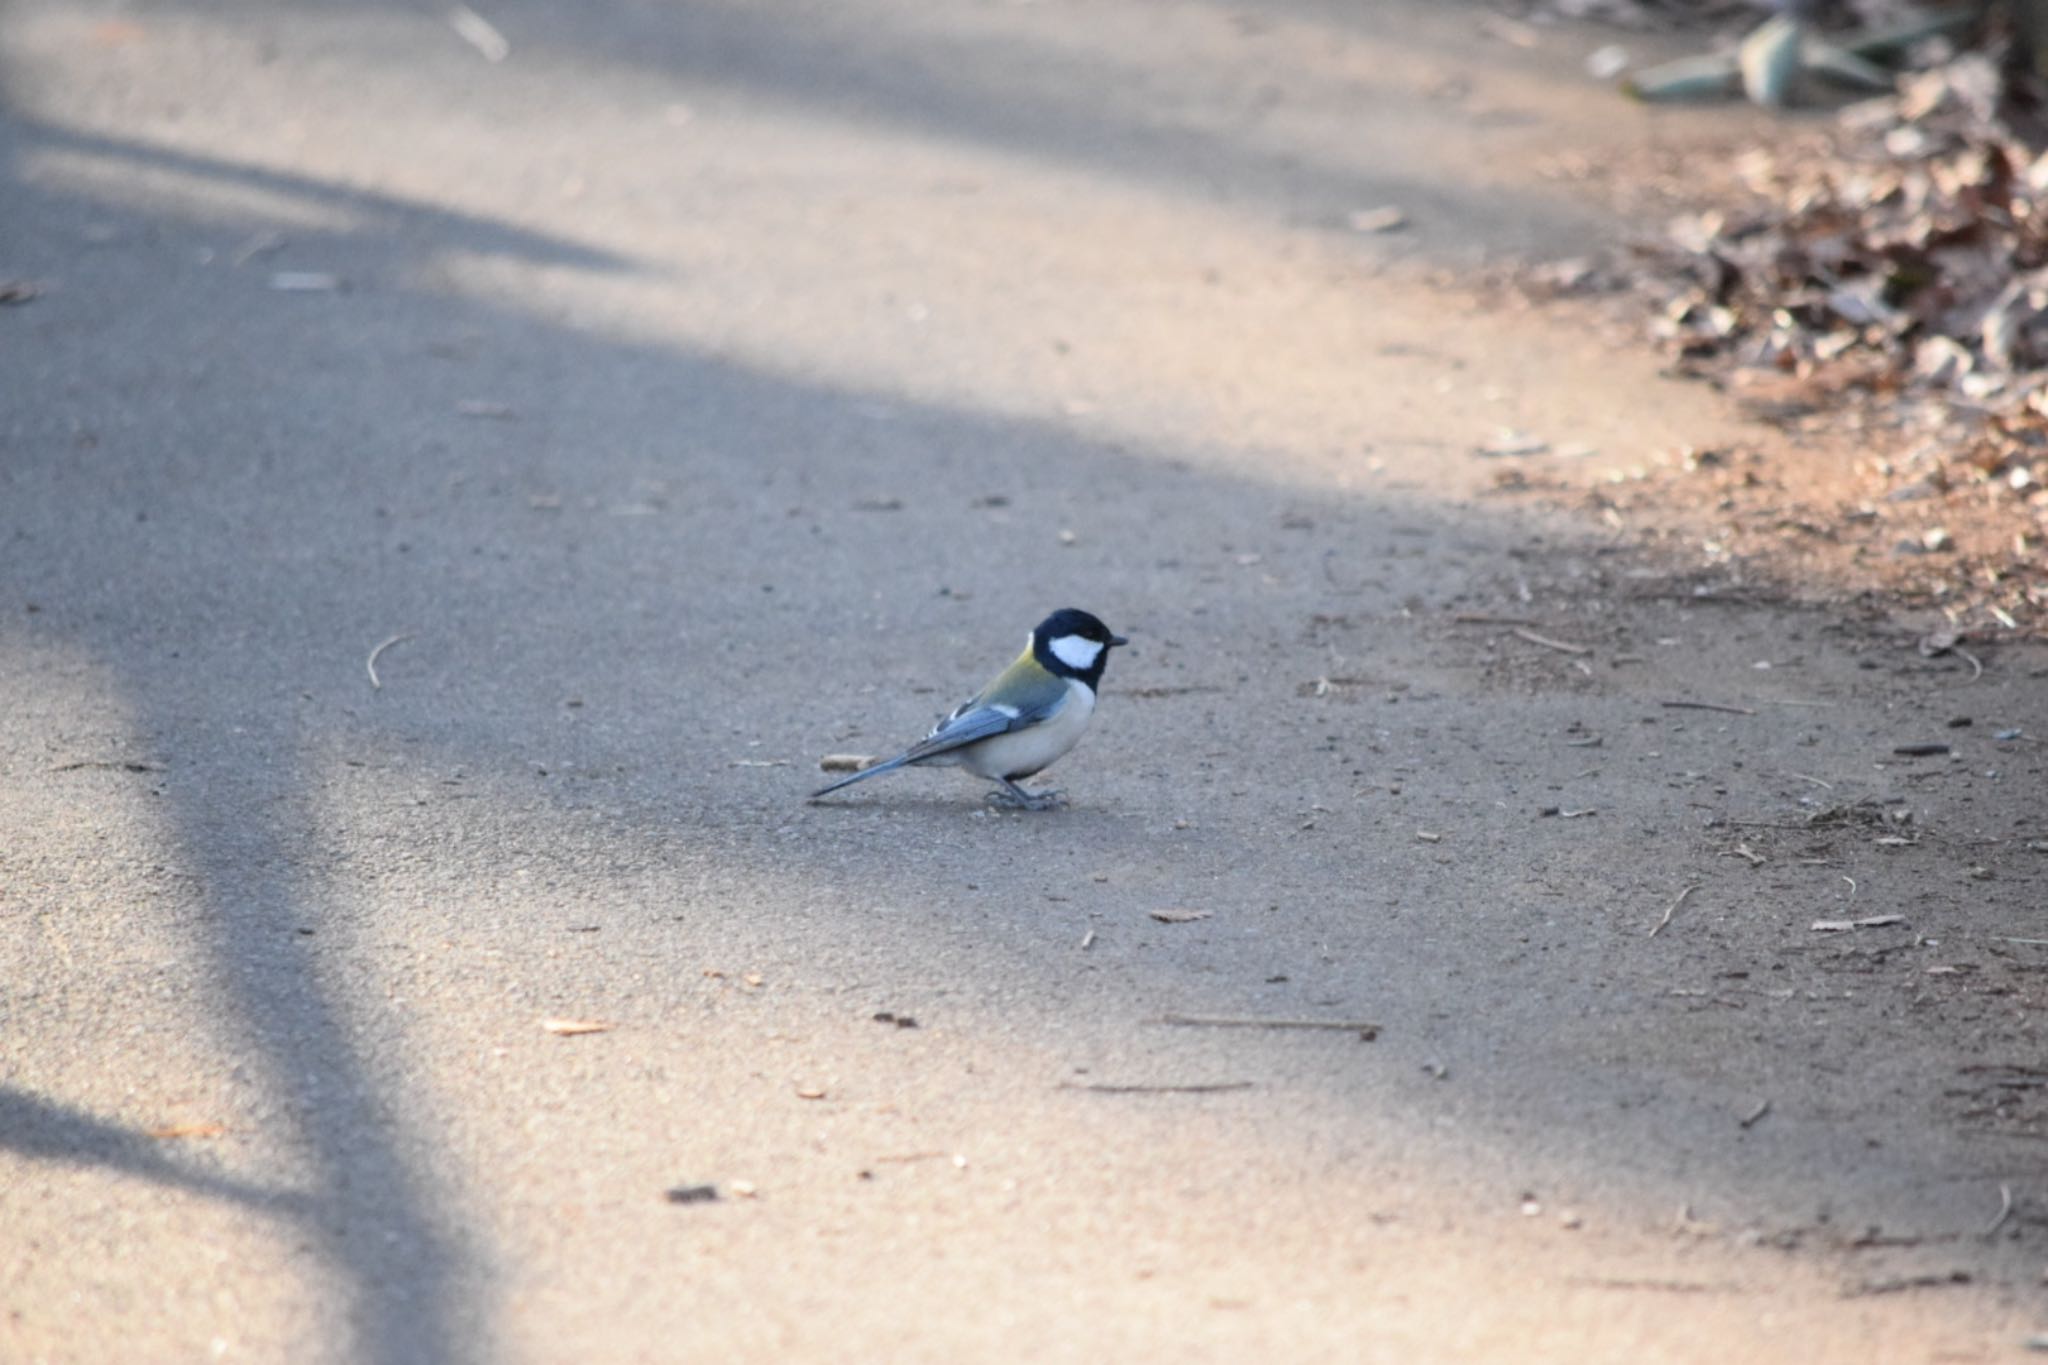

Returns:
3,2,2043,1360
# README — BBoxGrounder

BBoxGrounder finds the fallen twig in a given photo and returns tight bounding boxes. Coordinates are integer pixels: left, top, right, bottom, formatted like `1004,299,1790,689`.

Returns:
1649,883,1701,938
1057,1080,1254,1095
1739,1098,1772,1129
1844,1271,1973,1297
1155,1013,1380,1039
1954,646,1983,682
366,632,415,690
1451,613,1538,626
1511,627,1591,656
1661,700,1756,716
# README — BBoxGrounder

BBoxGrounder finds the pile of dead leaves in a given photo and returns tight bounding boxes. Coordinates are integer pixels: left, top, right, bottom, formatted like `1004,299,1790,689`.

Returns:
1638,52,2048,629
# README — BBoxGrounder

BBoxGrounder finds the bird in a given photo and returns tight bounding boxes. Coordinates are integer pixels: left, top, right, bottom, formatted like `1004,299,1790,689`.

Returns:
810,608,1128,809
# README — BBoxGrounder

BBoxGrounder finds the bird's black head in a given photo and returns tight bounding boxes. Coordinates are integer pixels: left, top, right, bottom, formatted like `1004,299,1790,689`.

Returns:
1031,608,1128,686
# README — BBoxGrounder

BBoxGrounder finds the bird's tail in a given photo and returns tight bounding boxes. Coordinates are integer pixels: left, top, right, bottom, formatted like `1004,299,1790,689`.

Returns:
808,752,912,801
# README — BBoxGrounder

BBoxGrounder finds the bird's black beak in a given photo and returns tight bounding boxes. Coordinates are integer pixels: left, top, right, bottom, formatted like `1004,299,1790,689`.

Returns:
1109,634,1129,647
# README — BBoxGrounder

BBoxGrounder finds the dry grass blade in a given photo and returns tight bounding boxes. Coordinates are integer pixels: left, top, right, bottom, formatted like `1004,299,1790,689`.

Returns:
147,1122,227,1140
1649,883,1700,938
1057,1080,1254,1095
366,632,415,690
1511,627,1591,656
1661,700,1755,716
1156,1013,1380,1039
1983,1183,2014,1238
540,1017,612,1036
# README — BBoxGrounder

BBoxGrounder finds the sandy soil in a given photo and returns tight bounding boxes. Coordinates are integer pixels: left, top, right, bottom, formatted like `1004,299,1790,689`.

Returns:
2,2,2043,1361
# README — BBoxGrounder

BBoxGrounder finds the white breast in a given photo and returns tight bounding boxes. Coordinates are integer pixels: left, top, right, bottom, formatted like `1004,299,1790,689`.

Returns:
956,679,1097,781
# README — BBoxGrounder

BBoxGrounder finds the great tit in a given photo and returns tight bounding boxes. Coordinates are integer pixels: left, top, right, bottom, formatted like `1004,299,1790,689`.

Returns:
810,607,1128,809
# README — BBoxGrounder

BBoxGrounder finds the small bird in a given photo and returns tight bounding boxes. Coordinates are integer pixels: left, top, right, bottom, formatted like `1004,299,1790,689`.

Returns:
810,608,1128,808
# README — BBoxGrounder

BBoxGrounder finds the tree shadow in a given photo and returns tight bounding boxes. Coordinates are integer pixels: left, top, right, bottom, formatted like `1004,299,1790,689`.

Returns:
0,1087,313,1219
60,0,1645,263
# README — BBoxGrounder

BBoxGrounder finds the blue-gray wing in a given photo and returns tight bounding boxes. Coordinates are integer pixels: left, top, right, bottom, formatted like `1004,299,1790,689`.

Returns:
902,657,1071,764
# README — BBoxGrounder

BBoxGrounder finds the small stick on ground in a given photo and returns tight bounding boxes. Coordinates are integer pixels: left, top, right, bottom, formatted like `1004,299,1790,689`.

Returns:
1954,646,1983,682
1511,627,1591,656
1845,1271,1973,1297
1079,928,1096,950
1156,1013,1380,1039
1739,1098,1771,1129
1451,613,1539,626
1566,1276,1738,1294
1661,700,1756,716
1983,1183,2014,1238
1649,883,1701,938
366,632,416,690
1057,1080,1254,1095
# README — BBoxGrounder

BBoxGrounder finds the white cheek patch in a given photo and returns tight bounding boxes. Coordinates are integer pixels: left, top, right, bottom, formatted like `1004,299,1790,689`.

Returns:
1049,634,1103,671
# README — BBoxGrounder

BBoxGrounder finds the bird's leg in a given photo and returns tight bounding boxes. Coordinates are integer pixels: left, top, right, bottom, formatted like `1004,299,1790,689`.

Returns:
987,778,1066,810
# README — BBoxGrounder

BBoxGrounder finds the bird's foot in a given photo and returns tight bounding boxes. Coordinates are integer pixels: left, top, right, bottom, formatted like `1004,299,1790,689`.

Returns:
988,783,1066,811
